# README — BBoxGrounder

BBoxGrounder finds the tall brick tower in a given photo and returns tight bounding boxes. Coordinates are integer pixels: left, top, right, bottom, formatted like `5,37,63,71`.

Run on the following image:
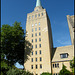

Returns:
24,0,53,75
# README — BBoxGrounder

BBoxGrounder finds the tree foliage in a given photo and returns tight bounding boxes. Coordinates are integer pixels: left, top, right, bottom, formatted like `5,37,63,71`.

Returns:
59,64,71,75
70,57,75,73
1,21,32,66
41,72,52,75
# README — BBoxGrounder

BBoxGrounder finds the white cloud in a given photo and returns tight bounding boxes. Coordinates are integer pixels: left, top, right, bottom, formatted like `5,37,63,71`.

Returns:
57,40,71,45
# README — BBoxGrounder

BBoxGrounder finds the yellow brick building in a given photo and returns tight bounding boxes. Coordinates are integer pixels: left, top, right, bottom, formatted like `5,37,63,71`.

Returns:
24,0,74,75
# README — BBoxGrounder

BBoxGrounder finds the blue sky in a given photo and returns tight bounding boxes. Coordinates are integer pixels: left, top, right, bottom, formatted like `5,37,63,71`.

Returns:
1,0,74,68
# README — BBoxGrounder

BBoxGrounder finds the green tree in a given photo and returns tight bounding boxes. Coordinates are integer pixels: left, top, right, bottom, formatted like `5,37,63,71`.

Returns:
1,21,32,66
70,57,75,74
41,72,52,75
59,64,71,75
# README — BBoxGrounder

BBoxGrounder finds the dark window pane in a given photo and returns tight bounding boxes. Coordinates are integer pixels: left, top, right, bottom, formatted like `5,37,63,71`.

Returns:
35,51,37,55
40,57,42,61
39,44,41,48
40,50,41,54
35,45,37,48
36,65,38,69
31,58,33,62
31,65,33,69
36,58,37,62
53,64,54,68
40,64,42,69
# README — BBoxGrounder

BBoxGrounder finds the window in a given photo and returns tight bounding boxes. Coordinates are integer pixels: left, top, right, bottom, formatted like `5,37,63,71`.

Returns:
35,23,37,26
57,63,59,68
35,33,37,36
40,64,42,69
35,15,37,18
32,29,33,32
35,28,37,31
39,22,40,25
53,64,54,68
39,44,41,48
36,65,38,69
35,51,37,55
35,45,37,48
60,53,68,58
31,58,33,62
36,58,37,62
32,24,34,27
55,64,57,68
32,15,34,18
40,57,42,61
56,73,57,75
32,45,33,49
32,34,33,37
39,32,41,36
39,50,41,54
29,16,31,19
35,39,37,42
31,65,33,69
32,39,33,43
39,27,41,30
32,52,33,55
38,14,40,17
41,13,43,16
39,38,41,41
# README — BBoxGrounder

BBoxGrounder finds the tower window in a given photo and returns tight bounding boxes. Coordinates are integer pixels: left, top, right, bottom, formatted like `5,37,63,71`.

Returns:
40,57,42,61
35,15,37,18
40,64,42,69
35,33,37,36
32,39,33,43
31,65,33,69
38,14,40,17
32,15,34,18
35,51,37,55
32,52,33,55
29,16,31,19
32,45,33,49
32,29,33,32
36,65,38,69
35,45,37,48
32,34,33,37
41,13,43,16
39,38,41,41
35,58,37,62
39,32,41,36
39,44,41,48
35,28,37,31
39,50,41,54
35,39,37,42
35,23,37,26
39,22,40,25
31,58,33,62
32,24,34,27
39,27,41,30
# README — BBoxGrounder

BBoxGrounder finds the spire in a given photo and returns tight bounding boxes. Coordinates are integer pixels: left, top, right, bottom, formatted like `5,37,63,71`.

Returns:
36,0,42,7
